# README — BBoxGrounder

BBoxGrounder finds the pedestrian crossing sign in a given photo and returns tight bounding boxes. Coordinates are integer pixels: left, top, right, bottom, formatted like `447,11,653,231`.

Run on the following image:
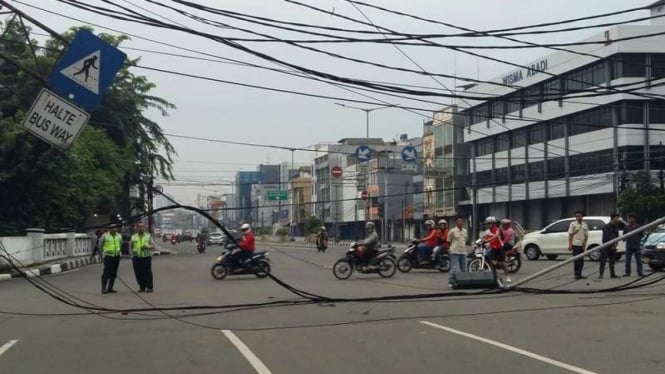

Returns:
47,29,126,111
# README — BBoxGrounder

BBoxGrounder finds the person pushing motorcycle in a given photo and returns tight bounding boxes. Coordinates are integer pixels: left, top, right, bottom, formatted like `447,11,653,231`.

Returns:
484,216,511,283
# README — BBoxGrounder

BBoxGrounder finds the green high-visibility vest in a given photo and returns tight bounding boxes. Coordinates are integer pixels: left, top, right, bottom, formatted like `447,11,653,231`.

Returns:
131,233,152,258
102,233,121,256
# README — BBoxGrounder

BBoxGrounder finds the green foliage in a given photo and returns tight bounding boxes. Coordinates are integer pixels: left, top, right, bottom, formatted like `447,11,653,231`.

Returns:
257,227,272,236
0,20,175,232
305,216,323,234
276,228,290,237
617,171,665,222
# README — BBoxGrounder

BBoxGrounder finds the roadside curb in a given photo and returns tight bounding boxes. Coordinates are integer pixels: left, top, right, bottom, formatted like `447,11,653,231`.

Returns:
0,256,102,281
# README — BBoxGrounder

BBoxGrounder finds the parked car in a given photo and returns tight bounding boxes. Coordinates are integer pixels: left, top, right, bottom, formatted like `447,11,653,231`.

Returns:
641,231,665,261
181,232,194,242
207,232,224,246
520,216,625,261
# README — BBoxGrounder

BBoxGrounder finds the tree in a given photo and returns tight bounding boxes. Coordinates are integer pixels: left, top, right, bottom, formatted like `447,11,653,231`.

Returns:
305,216,323,234
617,171,665,223
0,19,175,232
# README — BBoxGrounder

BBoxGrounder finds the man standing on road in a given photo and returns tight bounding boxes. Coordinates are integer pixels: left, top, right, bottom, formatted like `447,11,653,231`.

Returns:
131,222,155,293
623,213,644,277
447,216,468,287
568,211,589,280
99,224,122,294
599,213,620,279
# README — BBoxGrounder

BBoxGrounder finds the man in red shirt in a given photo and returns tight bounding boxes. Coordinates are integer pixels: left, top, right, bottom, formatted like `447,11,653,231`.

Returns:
417,220,438,265
233,223,256,265
484,216,510,283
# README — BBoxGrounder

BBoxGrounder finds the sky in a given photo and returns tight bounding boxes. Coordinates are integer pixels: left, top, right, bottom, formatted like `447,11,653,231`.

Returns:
11,0,656,203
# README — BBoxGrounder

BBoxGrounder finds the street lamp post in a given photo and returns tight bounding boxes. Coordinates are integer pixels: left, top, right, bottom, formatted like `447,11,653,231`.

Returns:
334,103,398,138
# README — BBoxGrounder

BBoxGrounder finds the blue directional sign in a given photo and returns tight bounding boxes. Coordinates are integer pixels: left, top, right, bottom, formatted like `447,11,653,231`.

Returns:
47,29,127,111
401,146,418,163
355,145,372,162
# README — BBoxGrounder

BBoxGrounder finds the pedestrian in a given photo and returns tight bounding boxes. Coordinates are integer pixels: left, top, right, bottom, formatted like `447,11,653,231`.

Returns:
623,213,644,277
131,222,155,293
568,211,589,280
599,213,621,279
90,228,104,260
447,216,468,287
99,224,122,294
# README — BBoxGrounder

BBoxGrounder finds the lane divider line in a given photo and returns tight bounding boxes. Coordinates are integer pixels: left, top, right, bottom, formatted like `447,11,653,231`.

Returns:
420,321,596,374
221,330,272,374
0,340,18,358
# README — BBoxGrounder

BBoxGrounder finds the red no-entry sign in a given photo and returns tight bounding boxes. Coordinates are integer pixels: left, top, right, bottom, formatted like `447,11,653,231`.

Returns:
331,166,343,178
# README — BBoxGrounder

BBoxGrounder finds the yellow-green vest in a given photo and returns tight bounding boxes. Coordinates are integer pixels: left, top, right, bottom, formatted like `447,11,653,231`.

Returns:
131,233,152,258
102,233,121,256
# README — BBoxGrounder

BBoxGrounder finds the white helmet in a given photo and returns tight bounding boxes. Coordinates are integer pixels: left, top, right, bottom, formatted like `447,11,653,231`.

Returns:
485,216,497,224
425,220,435,227
365,222,375,229
320,226,326,231
240,223,251,231
438,219,447,225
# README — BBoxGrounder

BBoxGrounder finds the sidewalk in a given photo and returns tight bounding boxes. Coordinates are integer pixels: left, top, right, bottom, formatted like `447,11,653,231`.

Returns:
0,248,173,281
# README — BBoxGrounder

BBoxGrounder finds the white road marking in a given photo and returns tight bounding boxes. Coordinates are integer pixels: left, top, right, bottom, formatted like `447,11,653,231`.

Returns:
420,321,596,374
221,330,272,374
0,340,18,358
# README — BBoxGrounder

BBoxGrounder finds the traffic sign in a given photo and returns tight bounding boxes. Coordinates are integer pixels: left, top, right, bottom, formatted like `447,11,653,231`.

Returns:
360,190,369,200
401,146,418,163
22,88,89,150
331,166,343,178
267,190,288,201
354,145,372,162
47,29,127,111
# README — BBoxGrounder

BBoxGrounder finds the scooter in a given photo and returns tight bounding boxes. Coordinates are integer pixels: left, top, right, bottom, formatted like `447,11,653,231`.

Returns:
332,242,397,280
467,240,521,274
210,244,271,280
196,239,207,254
397,240,450,273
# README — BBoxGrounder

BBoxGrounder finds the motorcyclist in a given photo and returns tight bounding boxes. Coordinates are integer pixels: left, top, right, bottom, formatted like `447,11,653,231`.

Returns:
316,226,329,249
230,223,256,266
432,219,450,260
484,216,511,283
359,222,380,266
417,220,438,265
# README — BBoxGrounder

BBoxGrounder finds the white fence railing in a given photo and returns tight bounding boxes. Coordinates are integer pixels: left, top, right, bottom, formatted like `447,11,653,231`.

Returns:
1,229,93,268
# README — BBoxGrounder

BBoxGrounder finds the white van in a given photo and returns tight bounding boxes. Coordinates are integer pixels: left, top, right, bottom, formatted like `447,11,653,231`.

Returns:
520,216,625,261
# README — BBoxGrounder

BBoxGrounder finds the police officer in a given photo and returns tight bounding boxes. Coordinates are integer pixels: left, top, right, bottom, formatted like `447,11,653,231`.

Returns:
99,224,122,294
131,222,155,293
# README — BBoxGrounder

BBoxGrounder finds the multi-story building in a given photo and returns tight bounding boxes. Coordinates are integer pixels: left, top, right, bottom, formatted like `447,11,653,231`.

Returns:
460,4,665,229
235,171,262,224
289,166,313,236
221,193,237,227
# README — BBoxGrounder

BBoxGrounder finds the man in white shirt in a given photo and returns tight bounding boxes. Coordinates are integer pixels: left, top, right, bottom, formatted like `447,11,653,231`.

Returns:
568,211,589,280
447,216,468,287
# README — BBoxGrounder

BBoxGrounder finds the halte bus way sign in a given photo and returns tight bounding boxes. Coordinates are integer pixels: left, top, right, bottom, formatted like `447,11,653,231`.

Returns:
22,89,90,150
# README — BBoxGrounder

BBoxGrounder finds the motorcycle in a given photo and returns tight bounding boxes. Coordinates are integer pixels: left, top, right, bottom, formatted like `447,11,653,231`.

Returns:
171,237,177,246
316,238,328,253
196,239,207,254
332,242,397,280
397,240,450,273
210,244,271,280
467,240,521,274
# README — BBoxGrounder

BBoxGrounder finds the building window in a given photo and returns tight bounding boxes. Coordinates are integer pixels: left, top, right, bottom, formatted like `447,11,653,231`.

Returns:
490,100,505,119
548,158,565,178
494,133,510,153
528,161,545,181
523,85,541,109
621,101,644,124
476,170,493,187
476,138,493,156
543,79,562,101
512,128,527,148
506,91,522,114
529,123,547,145
511,164,526,183
620,146,645,171
621,54,646,78
495,167,509,185
569,150,613,177
650,145,665,170
651,55,665,79
471,104,489,124
549,120,565,140
569,106,612,136
650,101,665,123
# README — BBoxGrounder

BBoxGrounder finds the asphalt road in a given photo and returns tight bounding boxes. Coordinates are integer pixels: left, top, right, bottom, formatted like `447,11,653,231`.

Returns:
0,241,663,374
